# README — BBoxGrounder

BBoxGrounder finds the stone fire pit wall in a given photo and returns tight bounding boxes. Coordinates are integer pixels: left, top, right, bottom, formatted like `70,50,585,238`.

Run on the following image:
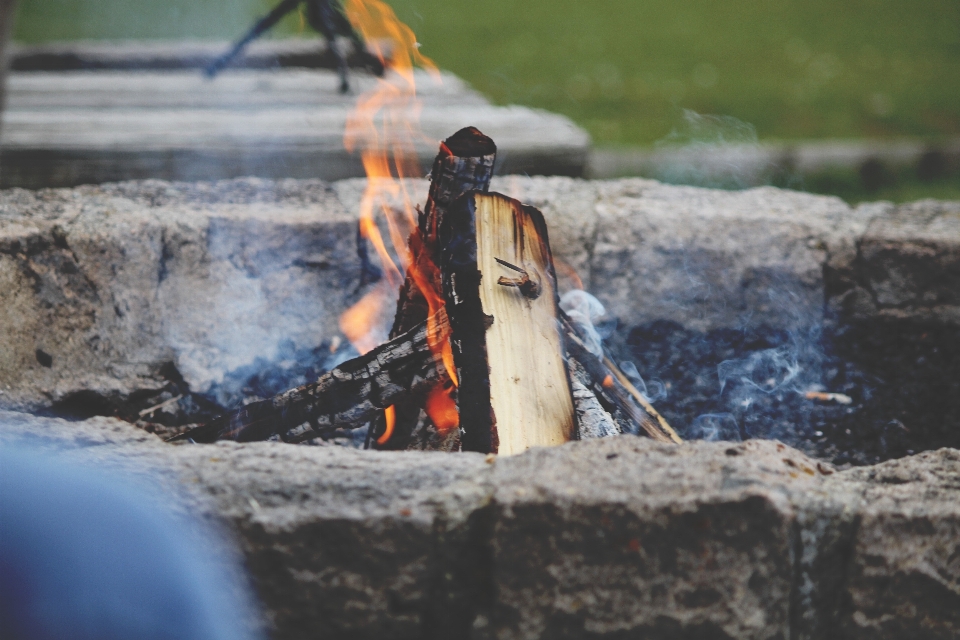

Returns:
2,411,960,640
1,176,957,415
1,178,959,639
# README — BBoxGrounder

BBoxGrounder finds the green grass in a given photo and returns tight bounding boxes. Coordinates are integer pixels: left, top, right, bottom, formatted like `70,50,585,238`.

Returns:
387,0,960,147
12,0,960,202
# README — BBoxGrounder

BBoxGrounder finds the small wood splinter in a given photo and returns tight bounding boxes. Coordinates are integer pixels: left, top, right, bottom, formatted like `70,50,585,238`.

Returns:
495,257,542,300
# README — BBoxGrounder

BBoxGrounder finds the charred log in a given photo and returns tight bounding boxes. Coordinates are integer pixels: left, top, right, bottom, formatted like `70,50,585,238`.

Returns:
169,316,450,444
388,126,497,340
380,126,497,450
568,359,621,439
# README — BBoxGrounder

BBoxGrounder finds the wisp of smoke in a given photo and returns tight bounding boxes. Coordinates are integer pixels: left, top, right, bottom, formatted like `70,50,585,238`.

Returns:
683,292,825,442
688,413,742,442
560,290,608,357
718,346,802,395
619,360,667,403
654,109,775,190
560,290,665,404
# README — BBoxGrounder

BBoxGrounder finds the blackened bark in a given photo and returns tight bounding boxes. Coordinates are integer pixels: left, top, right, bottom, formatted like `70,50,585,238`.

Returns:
169,317,450,444
388,127,497,339
440,193,495,453
382,127,496,450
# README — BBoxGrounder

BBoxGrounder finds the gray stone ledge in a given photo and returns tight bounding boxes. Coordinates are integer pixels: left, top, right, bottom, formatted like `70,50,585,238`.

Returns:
2,411,958,639
1,177,958,413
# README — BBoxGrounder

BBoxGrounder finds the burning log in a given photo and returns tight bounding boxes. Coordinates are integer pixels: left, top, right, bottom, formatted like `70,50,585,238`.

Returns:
173,127,680,452
169,316,449,443
389,126,497,342
378,126,497,450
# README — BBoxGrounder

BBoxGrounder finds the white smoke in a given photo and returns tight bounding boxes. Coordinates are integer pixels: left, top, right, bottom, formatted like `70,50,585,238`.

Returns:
718,347,803,395
652,109,784,189
560,290,665,404
688,413,741,442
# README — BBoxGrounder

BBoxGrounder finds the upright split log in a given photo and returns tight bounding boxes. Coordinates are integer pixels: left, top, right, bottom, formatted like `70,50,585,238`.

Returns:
388,126,497,339
443,192,575,454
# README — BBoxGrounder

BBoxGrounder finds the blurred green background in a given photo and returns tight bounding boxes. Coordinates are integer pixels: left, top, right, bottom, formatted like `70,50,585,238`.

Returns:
12,0,960,200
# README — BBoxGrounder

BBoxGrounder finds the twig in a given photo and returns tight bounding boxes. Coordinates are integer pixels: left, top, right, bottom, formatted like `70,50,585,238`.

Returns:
139,395,183,418
495,257,542,300
601,357,682,444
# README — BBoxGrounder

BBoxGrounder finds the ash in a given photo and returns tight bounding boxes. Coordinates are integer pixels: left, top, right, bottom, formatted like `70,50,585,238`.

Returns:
607,317,960,467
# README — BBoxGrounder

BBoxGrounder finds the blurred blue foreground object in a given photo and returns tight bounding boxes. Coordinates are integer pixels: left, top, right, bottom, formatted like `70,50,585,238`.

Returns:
0,445,262,640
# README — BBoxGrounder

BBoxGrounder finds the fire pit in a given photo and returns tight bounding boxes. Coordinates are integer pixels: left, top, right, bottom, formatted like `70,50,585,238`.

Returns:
1,166,957,465
3,0,958,634
2,166,960,638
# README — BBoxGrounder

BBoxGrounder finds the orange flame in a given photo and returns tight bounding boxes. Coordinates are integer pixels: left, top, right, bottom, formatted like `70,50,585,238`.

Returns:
339,0,437,352
338,0,458,435
377,405,397,445
338,282,392,355
405,236,458,386
426,383,459,435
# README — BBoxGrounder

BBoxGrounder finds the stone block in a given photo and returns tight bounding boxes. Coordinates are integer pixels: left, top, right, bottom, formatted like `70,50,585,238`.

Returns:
3,412,960,639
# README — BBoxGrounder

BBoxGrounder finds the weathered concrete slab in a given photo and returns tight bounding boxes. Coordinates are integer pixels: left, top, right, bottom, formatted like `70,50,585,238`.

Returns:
826,199,960,326
1,42,591,187
0,179,358,410
2,411,959,640
4,68,490,109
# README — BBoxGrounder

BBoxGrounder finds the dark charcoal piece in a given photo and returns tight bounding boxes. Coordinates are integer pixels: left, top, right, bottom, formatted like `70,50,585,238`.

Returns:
170,318,449,444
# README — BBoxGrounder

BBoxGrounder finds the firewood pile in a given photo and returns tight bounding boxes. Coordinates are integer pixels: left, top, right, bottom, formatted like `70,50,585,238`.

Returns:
173,127,681,454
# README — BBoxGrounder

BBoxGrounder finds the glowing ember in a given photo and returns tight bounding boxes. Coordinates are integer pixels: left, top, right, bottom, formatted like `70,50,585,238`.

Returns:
426,383,459,435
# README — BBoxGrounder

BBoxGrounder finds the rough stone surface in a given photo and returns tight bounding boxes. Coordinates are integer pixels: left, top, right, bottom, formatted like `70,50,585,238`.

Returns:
826,199,960,327
822,452,960,640
3,411,959,640
0,179,357,410
3,177,958,419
